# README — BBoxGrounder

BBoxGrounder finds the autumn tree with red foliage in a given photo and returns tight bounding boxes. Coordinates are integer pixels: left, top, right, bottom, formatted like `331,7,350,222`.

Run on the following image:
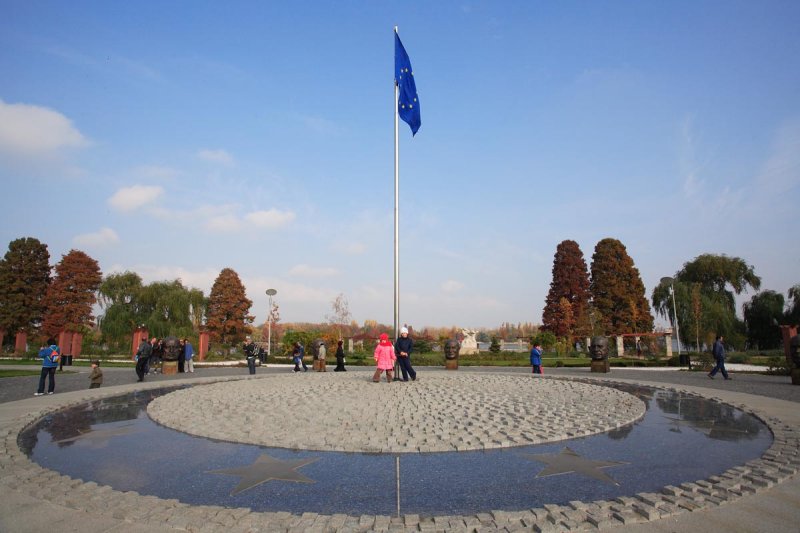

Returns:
0,237,51,335
205,268,253,344
42,249,102,336
589,238,653,334
542,240,591,337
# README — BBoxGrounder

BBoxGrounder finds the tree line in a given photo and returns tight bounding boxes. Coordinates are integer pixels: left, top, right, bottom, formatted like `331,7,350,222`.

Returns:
541,238,799,351
0,237,256,353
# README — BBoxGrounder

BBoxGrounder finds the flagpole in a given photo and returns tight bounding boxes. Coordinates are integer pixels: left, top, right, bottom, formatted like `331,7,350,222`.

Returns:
393,26,400,343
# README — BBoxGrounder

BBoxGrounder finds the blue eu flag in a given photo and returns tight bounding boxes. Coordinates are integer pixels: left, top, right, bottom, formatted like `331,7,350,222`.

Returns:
395,32,421,136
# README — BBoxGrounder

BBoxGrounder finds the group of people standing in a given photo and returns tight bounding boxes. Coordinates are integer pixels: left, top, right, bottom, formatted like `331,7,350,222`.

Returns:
373,327,417,383
135,336,194,382
289,339,347,373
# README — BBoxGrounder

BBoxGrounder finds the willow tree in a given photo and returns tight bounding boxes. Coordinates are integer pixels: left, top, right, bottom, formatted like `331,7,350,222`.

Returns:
590,238,653,334
0,237,51,335
786,284,800,326
205,268,253,344
98,271,144,344
42,250,102,336
652,254,760,347
542,240,591,337
743,290,784,350
99,273,206,348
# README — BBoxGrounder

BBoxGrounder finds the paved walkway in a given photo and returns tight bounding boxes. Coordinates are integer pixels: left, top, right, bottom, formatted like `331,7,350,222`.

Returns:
0,365,798,532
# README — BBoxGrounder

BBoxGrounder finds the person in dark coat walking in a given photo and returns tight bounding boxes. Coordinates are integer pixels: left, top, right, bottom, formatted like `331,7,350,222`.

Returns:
708,334,731,380
136,338,154,382
334,340,347,371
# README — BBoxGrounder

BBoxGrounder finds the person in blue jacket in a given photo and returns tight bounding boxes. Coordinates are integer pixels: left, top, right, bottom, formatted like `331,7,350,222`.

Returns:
708,334,730,380
35,338,60,395
530,343,543,375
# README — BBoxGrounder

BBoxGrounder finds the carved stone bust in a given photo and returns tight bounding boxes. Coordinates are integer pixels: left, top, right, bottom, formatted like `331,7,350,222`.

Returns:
589,336,609,361
162,336,181,362
444,339,460,360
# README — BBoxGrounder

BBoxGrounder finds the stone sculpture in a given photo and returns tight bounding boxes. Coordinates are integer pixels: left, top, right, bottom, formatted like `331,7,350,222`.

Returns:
460,329,479,355
589,336,609,360
444,339,460,370
589,335,610,373
162,336,182,361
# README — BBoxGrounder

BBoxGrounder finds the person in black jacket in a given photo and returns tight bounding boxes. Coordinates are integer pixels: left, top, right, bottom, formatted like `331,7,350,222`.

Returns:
394,327,417,382
136,338,154,382
334,340,347,371
243,337,257,374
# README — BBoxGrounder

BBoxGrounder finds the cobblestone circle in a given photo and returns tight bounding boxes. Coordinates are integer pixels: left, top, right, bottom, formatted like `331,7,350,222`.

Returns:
147,373,646,452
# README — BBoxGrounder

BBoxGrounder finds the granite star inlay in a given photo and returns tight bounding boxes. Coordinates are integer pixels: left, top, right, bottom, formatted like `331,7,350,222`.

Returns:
521,447,628,486
208,453,318,495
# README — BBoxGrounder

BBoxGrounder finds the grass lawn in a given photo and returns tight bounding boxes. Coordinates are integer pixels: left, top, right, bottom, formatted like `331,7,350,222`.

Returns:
0,369,78,378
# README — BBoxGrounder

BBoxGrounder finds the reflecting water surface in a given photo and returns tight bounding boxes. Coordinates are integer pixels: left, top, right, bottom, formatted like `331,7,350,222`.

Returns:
18,382,771,516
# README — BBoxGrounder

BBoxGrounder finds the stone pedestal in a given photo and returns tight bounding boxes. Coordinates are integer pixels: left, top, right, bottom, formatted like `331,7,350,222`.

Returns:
313,359,321,371
198,331,210,361
71,333,83,358
162,361,178,375
15,331,27,355
792,369,800,386
591,359,610,373
445,359,458,370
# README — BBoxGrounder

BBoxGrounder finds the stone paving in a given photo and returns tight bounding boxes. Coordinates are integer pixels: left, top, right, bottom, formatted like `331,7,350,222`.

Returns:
148,373,645,453
1,369,799,532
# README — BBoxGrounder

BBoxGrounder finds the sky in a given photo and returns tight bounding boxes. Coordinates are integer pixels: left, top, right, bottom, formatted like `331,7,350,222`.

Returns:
1,1,799,330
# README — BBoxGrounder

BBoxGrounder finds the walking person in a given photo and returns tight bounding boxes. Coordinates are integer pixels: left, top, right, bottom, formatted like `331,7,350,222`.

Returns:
292,342,308,372
394,327,417,382
317,341,327,372
136,337,153,382
88,360,103,389
708,334,731,380
34,339,60,396
184,338,195,373
334,340,347,371
178,338,186,373
373,333,396,383
530,342,543,375
243,336,257,375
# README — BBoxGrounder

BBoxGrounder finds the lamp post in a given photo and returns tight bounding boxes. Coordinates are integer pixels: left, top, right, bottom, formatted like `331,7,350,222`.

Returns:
266,289,277,358
661,277,682,361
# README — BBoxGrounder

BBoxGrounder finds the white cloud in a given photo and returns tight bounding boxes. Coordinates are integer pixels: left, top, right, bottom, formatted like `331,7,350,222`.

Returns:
0,99,88,155
245,209,296,229
289,264,339,278
342,242,367,255
197,149,234,165
108,185,164,212
119,264,219,291
205,214,242,232
73,227,119,247
441,279,464,293
134,165,180,180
